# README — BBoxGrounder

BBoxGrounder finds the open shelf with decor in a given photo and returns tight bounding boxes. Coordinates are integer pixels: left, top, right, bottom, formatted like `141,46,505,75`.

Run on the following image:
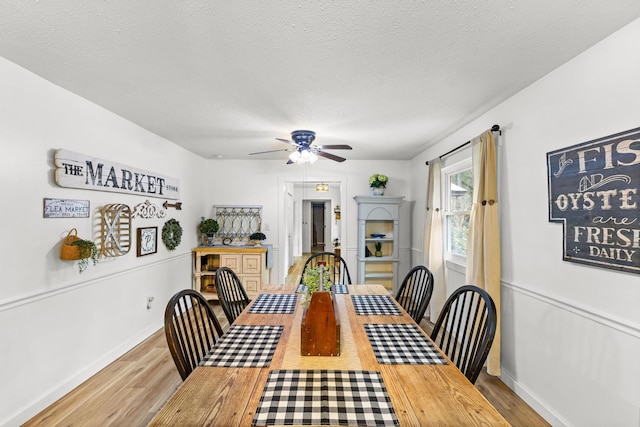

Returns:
354,195,404,294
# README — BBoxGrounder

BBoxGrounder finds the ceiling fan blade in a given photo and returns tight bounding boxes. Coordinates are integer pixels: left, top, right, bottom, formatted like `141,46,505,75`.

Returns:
316,151,347,162
317,144,352,150
249,148,292,155
276,137,302,147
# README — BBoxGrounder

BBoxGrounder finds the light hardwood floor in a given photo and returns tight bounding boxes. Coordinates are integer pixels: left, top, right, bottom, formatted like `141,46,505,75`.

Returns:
25,256,549,426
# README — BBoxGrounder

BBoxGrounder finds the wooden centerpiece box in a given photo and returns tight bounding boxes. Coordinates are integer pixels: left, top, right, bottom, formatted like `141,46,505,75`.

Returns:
301,291,340,356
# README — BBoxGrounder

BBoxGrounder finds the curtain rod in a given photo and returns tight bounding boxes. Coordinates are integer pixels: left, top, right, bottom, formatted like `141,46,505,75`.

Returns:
425,124,500,165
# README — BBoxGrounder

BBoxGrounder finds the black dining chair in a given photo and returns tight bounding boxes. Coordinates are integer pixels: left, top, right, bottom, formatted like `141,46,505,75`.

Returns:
215,267,252,325
301,252,352,286
394,265,434,323
164,289,224,380
430,285,497,384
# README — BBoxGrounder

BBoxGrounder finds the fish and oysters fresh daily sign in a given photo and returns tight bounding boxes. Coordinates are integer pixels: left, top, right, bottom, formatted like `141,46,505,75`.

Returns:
547,127,640,274
54,149,180,199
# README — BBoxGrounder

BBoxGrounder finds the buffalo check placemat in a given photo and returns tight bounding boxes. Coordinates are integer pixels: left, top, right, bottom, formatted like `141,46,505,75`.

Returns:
364,323,448,365
200,325,283,368
248,293,298,314
296,284,349,294
351,295,402,316
252,369,399,426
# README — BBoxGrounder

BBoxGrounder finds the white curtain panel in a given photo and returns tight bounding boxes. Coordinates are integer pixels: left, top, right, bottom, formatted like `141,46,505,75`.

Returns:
466,130,501,376
423,158,445,323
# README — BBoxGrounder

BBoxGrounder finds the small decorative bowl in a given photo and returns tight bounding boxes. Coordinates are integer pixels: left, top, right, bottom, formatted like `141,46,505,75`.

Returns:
371,233,386,238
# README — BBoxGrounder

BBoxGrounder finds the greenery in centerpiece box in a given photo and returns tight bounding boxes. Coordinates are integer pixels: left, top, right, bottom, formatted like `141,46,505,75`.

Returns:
301,265,332,308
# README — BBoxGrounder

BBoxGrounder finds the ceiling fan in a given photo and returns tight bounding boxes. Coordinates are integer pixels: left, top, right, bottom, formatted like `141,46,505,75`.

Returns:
249,130,352,164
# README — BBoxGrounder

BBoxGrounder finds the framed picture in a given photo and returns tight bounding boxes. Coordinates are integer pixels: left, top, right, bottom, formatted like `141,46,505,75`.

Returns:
137,227,158,256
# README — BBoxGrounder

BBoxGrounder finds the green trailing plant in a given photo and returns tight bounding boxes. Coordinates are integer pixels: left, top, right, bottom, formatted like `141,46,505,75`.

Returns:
249,232,266,241
198,217,219,235
72,239,98,273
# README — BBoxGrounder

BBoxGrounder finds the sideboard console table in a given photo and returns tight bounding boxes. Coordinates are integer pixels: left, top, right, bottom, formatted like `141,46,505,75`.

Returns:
193,246,270,300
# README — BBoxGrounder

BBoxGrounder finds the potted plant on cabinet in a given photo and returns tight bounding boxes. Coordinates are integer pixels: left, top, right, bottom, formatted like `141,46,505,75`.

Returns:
198,217,219,246
249,232,266,246
369,173,388,196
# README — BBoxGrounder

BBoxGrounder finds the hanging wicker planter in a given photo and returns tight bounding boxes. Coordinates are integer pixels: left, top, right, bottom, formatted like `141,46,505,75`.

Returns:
60,228,99,272
60,228,82,260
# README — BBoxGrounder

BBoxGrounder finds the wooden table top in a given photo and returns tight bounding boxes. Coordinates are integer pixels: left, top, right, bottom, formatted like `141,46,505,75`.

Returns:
149,284,509,426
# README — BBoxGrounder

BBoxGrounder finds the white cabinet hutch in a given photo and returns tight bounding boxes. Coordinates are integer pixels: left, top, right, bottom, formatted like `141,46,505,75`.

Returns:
354,195,404,294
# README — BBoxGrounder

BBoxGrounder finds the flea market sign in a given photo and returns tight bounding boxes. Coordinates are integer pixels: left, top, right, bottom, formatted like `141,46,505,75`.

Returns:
547,127,640,274
54,149,180,200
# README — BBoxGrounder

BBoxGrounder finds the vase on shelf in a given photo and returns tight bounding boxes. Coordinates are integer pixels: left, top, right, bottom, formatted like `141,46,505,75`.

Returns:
371,187,385,196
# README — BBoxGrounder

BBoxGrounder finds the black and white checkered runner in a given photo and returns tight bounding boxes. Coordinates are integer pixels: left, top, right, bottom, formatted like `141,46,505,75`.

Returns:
200,325,283,368
364,324,448,365
248,294,298,314
252,370,399,426
351,295,402,316
332,284,349,294
295,284,349,294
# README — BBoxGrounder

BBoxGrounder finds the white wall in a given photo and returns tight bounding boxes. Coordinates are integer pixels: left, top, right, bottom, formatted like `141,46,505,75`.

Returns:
0,58,208,426
205,160,413,284
410,18,640,426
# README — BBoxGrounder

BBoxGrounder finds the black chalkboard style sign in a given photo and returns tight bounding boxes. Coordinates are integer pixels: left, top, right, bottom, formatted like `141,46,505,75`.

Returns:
547,127,640,274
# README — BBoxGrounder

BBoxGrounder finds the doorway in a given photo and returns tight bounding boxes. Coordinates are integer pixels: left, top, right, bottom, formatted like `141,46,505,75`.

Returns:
311,202,330,253
279,179,346,284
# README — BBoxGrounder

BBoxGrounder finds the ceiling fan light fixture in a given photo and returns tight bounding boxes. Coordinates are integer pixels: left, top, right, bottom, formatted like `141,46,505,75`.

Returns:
289,148,318,164
254,129,351,164
288,151,301,163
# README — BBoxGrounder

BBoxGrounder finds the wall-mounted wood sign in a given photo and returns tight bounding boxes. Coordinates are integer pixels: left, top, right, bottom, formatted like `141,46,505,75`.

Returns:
547,126,640,274
43,198,89,218
54,149,180,199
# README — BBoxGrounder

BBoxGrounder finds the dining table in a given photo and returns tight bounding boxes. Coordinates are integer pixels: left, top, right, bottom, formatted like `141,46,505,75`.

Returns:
149,284,509,426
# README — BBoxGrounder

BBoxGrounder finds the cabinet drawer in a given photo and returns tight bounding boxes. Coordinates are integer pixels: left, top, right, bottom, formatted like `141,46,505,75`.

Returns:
242,275,261,292
220,254,242,271
242,254,262,274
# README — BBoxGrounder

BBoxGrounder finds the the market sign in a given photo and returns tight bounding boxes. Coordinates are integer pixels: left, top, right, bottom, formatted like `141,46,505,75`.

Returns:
547,127,640,274
54,149,180,200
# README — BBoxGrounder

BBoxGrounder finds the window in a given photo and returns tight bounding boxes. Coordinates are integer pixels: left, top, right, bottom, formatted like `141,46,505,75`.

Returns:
442,159,473,261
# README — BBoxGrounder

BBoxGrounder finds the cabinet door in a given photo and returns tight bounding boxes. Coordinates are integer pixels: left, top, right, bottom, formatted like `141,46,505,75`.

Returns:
242,254,262,275
221,254,242,271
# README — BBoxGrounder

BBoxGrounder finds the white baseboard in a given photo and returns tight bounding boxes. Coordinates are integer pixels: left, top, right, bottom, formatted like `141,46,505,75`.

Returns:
499,367,569,427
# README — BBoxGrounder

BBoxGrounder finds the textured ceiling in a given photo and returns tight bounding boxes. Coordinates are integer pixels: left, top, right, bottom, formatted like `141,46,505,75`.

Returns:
2,1,640,161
